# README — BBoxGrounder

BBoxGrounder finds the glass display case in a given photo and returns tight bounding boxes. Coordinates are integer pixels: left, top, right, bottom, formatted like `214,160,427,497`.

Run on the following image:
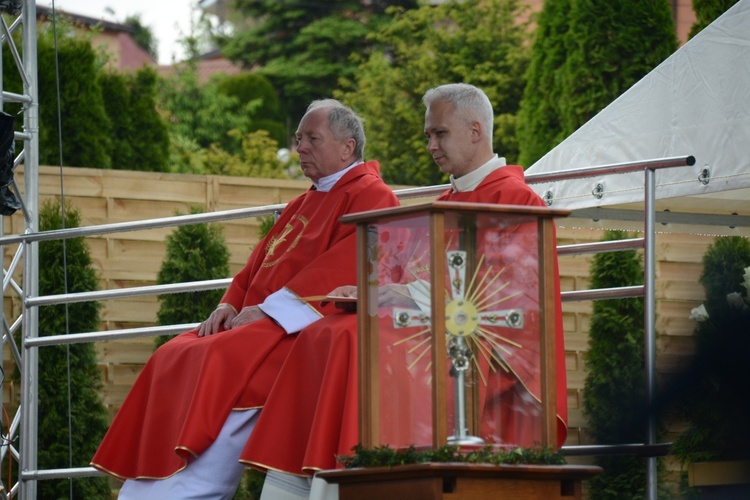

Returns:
340,201,569,451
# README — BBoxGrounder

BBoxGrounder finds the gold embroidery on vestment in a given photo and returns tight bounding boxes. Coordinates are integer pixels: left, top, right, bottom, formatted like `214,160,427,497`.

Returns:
262,214,309,268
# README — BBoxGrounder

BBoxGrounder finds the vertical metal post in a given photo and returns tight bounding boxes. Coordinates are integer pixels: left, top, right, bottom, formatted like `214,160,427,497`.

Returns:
644,167,657,499
0,17,5,496
19,1,40,498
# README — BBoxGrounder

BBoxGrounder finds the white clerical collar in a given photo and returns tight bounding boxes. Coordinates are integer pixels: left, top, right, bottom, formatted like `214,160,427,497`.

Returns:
450,155,506,192
313,160,363,192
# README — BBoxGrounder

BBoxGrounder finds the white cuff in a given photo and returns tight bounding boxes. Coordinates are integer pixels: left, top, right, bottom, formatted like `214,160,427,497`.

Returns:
259,288,321,334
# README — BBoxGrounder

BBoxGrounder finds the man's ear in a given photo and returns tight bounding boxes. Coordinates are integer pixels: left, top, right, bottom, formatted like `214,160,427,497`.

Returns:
471,121,483,143
341,138,356,160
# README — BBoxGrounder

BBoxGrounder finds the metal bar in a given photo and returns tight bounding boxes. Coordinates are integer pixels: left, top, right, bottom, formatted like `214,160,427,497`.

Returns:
26,323,200,347
5,315,24,367
0,203,288,245
561,285,644,302
644,168,658,499
1,90,32,104
557,238,644,256
27,278,232,307
0,14,30,89
21,466,102,480
525,155,695,184
1,407,21,463
3,242,24,292
562,443,671,458
10,176,30,223
394,184,449,200
0,11,22,38
8,274,23,298
571,207,750,229
19,0,40,496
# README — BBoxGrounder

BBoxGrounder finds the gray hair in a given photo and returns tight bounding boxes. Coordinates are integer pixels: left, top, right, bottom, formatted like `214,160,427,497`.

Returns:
422,83,494,142
305,99,366,160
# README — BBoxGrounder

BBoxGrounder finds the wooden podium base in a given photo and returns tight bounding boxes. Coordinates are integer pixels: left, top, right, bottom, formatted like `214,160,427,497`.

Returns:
316,463,602,500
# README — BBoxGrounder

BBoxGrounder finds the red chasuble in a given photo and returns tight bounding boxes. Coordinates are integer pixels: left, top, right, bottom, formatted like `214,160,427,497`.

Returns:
241,165,568,476
91,161,399,480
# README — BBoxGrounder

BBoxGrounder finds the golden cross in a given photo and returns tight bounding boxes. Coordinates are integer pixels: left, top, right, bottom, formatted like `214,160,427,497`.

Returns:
266,223,294,257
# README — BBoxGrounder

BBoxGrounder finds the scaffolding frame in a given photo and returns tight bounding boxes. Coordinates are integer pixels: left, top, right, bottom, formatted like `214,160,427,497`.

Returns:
0,3,700,499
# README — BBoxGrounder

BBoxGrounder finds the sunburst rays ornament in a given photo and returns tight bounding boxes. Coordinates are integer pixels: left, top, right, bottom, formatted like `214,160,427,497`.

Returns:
390,249,525,444
392,251,525,381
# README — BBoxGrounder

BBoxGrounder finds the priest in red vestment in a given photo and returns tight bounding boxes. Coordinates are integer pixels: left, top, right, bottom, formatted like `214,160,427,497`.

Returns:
241,84,568,488
90,99,399,498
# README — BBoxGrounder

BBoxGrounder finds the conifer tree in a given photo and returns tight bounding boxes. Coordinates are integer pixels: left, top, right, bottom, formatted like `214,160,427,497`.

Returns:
517,0,677,167
689,0,740,38
582,230,666,498
99,69,170,172
21,200,111,498
123,69,170,172
516,0,571,167
154,206,230,348
35,28,112,168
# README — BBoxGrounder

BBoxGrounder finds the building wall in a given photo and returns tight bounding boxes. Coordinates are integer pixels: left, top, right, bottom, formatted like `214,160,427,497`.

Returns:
674,0,699,44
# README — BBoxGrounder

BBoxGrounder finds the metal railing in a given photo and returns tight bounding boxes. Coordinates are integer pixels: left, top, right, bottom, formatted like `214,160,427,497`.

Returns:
2,154,695,499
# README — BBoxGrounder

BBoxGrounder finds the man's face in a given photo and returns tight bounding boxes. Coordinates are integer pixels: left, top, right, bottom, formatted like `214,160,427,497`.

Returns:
295,108,353,183
424,100,477,178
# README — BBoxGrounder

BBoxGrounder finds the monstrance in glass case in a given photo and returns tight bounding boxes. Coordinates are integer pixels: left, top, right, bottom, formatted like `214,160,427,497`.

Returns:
340,201,569,452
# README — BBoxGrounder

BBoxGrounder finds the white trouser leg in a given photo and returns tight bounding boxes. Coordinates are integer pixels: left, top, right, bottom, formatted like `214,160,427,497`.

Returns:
118,409,259,500
309,473,339,500
260,471,313,500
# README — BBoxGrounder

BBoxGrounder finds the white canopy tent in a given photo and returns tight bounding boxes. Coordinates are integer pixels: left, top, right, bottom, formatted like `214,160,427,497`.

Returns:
525,0,750,237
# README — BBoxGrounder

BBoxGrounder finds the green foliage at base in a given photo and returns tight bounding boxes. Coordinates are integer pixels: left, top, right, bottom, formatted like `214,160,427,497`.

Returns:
16,200,111,498
337,444,565,469
154,206,230,348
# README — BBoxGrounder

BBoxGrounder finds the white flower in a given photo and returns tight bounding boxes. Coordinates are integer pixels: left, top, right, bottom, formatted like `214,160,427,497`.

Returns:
726,291,747,311
689,304,709,322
